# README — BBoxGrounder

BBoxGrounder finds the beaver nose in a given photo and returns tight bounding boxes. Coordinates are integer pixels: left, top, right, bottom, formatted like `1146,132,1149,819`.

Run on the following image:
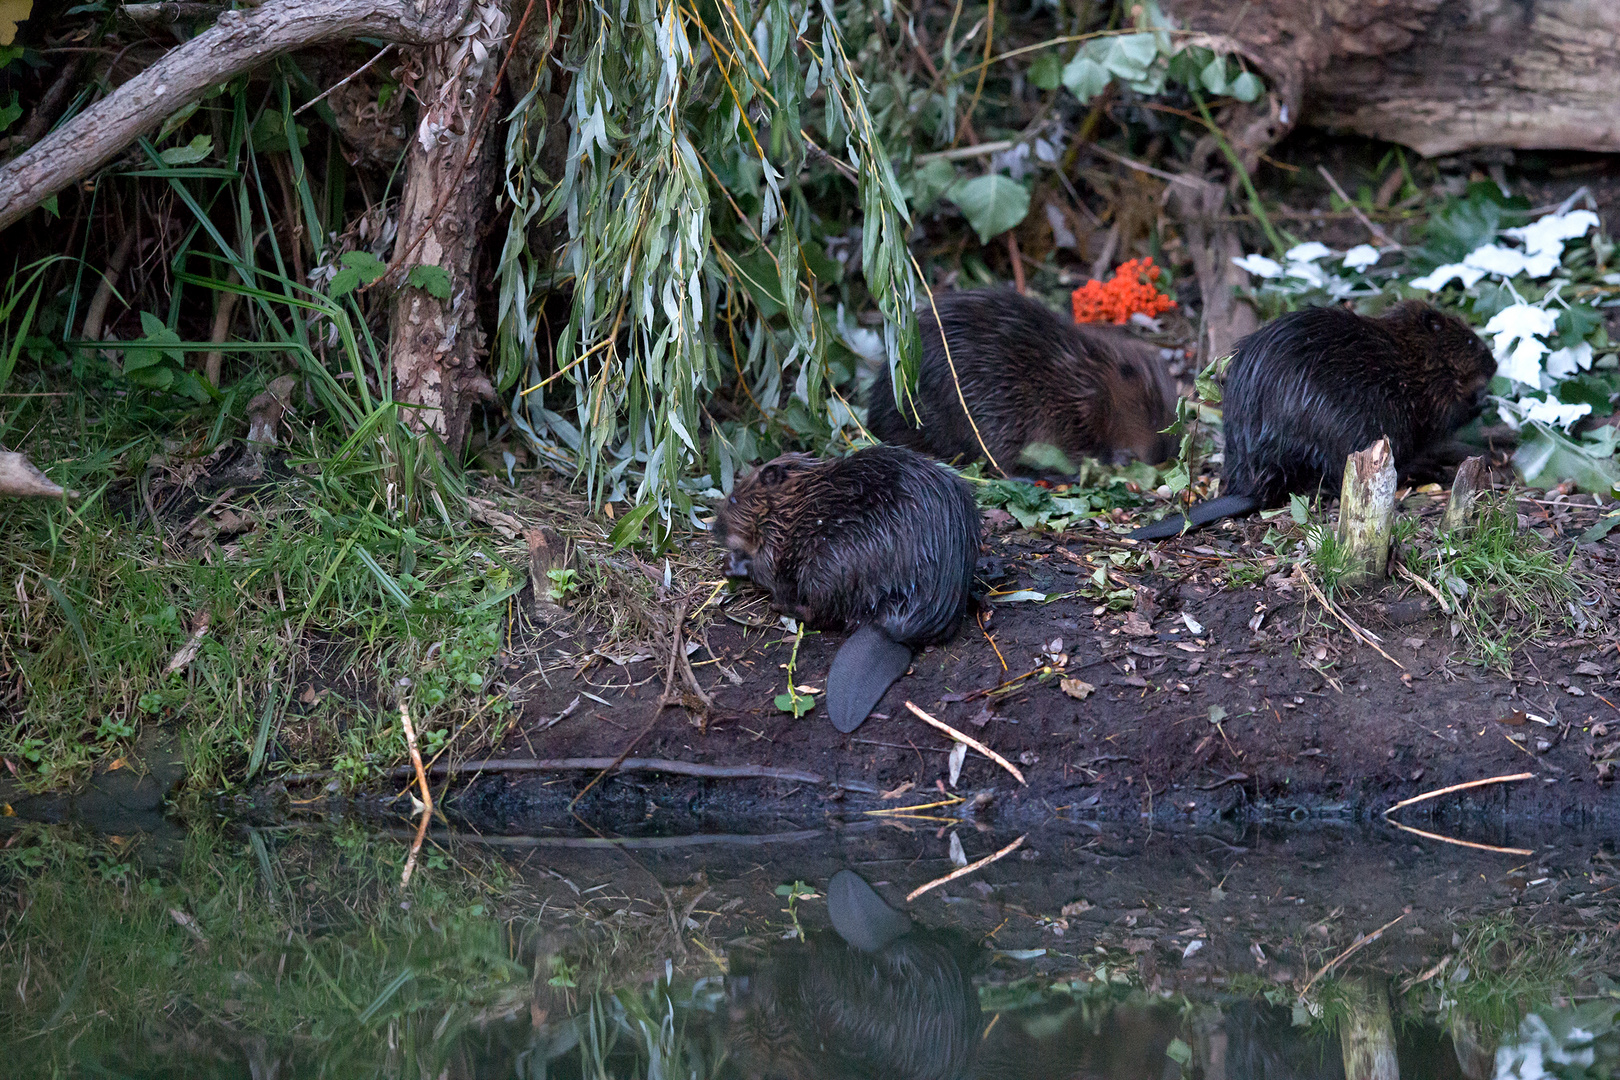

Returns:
727,552,752,578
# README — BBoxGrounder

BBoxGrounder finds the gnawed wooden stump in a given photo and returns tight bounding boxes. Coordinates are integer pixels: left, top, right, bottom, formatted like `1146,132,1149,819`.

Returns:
1336,437,1396,586
1442,455,1490,534
1339,977,1400,1080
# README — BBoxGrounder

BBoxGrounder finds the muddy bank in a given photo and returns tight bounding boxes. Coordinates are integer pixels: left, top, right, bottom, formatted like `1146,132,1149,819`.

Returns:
400,510,1620,833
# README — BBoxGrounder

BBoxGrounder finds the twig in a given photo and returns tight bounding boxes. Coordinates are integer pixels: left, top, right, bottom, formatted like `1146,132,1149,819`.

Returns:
1298,913,1405,999
293,43,396,117
1295,568,1405,671
1382,771,1534,815
906,833,1025,901
1315,164,1400,249
905,701,1026,785
1394,563,1452,616
1084,141,1202,187
1384,820,1533,856
398,701,432,888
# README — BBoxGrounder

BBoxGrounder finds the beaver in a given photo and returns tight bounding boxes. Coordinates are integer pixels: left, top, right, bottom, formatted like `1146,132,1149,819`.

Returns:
866,289,1178,474
727,870,982,1080
715,445,980,733
1131,300,1497,540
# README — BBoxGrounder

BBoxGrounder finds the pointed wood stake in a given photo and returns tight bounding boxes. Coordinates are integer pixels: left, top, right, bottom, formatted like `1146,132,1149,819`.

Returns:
1442,455,1490,533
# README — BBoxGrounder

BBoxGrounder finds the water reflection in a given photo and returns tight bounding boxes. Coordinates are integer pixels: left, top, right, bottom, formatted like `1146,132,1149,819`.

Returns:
2,817,1617,1078
728,870,981,1079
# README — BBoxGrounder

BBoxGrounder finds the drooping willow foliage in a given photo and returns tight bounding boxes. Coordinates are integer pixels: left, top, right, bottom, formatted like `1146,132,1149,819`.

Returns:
495,0,921,519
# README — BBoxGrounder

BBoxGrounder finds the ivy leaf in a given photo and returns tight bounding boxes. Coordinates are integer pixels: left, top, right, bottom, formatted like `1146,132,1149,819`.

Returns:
774,692,815,717
159,134,213,165
1198,56,1230,95
1060,55,1111,103
1098,34,1158,79
407,264,453,300
1228,71,1264,102
946,175,1030,244
1029,51,1063,91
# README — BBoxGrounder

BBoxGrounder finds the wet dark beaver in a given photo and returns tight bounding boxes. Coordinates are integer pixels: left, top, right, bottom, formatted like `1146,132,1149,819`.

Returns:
866,289,1178,473
715,446,980,733
727,871,982,1080
1132,300,1497,540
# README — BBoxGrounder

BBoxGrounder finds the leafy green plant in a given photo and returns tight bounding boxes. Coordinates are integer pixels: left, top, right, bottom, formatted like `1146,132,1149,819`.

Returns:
774,623,817,717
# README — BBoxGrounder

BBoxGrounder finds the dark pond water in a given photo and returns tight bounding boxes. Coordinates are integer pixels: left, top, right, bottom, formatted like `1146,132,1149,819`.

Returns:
2,794,1618,1079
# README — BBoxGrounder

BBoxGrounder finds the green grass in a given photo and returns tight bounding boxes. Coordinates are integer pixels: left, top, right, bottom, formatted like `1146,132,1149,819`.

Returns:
0,362,519,793
1406,497,1576,671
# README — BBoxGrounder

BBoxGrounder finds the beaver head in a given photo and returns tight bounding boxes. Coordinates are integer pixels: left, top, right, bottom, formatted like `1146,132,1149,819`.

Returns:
713,453,818,583
1099,345,1179,466
1378,300,1497,429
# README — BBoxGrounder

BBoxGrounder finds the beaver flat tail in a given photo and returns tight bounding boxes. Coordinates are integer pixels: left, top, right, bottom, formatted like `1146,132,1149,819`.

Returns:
1130,494,1261,540
826,624,914,733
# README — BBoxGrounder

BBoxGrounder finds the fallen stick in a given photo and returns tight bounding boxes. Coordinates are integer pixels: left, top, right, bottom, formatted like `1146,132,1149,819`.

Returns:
1298,913,1406,999
906,833,1026,901
1384,820,1533,856
1382,771,1534,815
277,757,882,794
1295,566,1405,671
904,701,1027,785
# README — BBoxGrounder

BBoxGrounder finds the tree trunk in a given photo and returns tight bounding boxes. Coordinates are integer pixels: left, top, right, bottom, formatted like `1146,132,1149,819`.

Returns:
384,3,509,456
1162,0,1620,157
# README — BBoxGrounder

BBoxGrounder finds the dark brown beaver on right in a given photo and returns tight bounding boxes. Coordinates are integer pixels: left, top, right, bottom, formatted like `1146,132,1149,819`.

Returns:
867,289,1178,473
715,445,980,733
1132,300,1496,540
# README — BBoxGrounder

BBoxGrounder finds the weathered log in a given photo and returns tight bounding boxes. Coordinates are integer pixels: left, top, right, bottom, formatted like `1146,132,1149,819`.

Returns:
0,0,474,232
1336,437,1397,586
1162,0,1620,157
1441,455,1490,533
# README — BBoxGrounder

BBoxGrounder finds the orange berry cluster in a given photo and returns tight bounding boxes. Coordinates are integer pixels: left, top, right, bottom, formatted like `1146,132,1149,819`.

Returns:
1070,257,1177,325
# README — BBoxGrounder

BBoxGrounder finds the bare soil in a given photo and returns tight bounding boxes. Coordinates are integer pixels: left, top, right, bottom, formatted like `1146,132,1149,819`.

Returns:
464,490,1620,837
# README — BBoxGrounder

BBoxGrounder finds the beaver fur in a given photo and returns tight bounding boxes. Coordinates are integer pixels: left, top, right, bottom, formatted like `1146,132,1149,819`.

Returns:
866,289,1178,473
1132,301,1496,540
715,446,980,733
726,871,982,1080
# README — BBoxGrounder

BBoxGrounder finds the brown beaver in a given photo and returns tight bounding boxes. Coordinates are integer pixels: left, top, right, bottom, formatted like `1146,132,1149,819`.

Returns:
1131,300,1497,540
866,289,1178,473
715,446,980,733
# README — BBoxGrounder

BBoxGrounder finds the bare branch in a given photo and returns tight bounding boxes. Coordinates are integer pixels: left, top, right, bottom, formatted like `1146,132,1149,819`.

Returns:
0,0,472,232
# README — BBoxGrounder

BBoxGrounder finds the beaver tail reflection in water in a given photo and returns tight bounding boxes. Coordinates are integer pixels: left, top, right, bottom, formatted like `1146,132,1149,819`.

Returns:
1131,301,1496,540
867,289,1178,474
714,446,980,733
727,871,982,1080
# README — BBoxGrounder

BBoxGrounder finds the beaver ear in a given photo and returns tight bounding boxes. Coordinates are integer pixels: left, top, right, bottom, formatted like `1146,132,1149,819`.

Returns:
1116,360,1142,381
758,462,789,487
1422,309,1447,333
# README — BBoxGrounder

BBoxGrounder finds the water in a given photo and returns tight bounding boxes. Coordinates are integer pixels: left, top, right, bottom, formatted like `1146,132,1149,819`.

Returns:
2,804,1618,1078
